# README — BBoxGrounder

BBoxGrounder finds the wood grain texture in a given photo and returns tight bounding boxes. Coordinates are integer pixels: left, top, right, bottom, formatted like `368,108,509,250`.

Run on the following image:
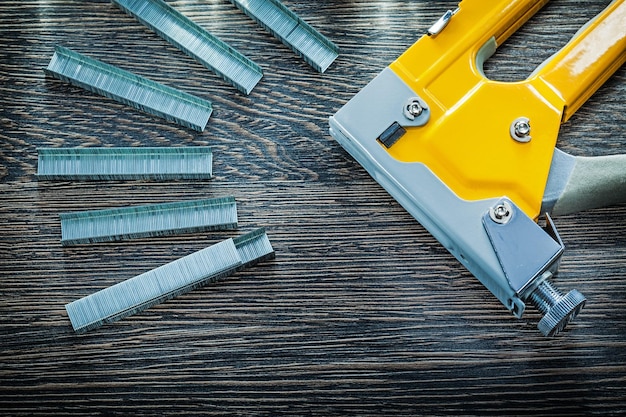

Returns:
1,0,625,415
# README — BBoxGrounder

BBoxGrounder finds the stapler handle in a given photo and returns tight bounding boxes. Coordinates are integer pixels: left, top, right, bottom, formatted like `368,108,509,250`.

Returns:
534,0,626,122
539,0,626,216
545,151,626,216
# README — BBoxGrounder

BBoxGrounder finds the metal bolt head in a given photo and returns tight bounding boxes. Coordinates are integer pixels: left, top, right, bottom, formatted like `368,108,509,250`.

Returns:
407,101,423,117
494,205,509,219
515,121,530,137
510,117,532,142
489,201,513,224
403,98,426,120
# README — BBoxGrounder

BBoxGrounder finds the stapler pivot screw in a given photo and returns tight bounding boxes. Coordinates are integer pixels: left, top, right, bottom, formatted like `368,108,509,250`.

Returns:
407,101,423,117
489,201,512,224
404,97,425,120
511,117,532,142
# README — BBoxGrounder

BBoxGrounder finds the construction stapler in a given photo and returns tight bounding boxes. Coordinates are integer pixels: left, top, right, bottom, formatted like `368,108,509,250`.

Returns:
329,0,626,336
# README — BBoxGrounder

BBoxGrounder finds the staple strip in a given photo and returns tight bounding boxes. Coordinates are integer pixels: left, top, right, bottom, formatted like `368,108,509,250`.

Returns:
65,228,275,333
37,147,213,180
113,0,263,94
65,239,241,333
228,0,339,73
45,46,213,131
60,197,238,246
232,227,276,268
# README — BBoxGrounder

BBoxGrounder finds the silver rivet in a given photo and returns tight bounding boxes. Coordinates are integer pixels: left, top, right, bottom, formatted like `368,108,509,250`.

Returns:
404,97,426,121
515,121,530,137
510,117,531,142
407,101,423,117
489,201,513,224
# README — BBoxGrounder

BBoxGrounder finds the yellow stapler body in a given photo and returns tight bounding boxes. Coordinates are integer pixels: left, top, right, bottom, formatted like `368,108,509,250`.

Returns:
330,0,626,335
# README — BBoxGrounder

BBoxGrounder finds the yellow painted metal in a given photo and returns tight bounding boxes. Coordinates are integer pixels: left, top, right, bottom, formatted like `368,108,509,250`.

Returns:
388,0,626,219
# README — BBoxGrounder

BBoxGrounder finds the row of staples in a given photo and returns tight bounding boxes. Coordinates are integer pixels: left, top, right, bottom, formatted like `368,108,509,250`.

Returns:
45,0,338,132
38,147,275,333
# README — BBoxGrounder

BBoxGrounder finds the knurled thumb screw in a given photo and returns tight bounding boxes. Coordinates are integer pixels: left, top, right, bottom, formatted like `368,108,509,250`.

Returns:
526,279,586,337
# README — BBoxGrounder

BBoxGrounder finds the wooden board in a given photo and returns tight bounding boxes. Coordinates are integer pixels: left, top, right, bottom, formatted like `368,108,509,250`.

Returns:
1,0,625,415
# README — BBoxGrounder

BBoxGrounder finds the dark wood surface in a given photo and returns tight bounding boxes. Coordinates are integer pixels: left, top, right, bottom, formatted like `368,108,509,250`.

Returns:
1,0,625,415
